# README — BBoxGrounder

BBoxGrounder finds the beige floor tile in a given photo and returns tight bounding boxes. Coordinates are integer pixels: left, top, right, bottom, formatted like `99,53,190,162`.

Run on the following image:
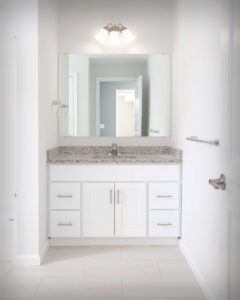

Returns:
123,278,205,299
6,263,85,278
54,246,121,263
120,246,156,261
0,246,206,299
84,262,122,278
121,261,160,279
35,277,122,299
84,260,161,279
157,260,196,279
0,277,41,299
167,298,205,300
152,247,185,260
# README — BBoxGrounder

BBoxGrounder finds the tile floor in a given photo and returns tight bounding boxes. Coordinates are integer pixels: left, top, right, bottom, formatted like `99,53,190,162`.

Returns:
0,246,206,300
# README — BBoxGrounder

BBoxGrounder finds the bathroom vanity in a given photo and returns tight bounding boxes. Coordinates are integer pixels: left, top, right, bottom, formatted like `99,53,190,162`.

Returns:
47,146,182,245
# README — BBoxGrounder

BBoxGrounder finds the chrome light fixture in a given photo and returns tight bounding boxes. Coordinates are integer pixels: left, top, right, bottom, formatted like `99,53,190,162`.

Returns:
94,23,136,45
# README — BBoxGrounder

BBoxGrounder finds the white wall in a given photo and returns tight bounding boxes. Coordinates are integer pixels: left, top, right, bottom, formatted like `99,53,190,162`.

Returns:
172,0,231,298
0,0,18,260
57,0,175,146
38,0,59,258
16,0,40,259
58,0,175,54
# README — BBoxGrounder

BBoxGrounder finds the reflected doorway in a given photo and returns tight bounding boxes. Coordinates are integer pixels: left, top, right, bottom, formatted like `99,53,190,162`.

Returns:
97,76,142,137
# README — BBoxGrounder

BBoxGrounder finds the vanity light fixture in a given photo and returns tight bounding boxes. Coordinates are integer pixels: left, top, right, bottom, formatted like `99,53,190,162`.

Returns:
94,23,136,45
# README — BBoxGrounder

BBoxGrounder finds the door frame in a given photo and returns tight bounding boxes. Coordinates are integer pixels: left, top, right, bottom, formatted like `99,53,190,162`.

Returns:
96,77,136,136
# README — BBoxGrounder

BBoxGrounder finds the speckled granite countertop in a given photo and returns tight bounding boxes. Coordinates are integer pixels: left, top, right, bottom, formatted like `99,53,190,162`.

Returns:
47,146,182,164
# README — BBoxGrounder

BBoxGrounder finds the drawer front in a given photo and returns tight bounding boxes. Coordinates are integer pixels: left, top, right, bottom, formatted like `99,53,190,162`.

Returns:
50,183,80,210
149,182,179,209
149,211,179,237
50,211,80,237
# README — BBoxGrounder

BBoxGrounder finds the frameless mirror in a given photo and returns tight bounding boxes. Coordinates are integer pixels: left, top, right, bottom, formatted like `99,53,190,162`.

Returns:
58,54,171,137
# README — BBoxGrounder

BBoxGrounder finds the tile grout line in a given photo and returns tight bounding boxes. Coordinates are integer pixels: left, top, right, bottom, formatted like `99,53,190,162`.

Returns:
32,276,44,299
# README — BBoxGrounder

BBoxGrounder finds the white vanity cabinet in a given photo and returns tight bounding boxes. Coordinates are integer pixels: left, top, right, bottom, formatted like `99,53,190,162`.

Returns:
48,164,181,243
82,182,146,237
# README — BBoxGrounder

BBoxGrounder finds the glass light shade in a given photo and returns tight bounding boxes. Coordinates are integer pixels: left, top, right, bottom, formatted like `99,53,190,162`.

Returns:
122,29,136,44
108,31,121,45
94,28,108,44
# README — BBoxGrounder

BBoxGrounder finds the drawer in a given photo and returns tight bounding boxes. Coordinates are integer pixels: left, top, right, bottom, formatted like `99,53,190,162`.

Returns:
149,211,179,237
49,211,81,237
50,183,80,210
149,182,179,209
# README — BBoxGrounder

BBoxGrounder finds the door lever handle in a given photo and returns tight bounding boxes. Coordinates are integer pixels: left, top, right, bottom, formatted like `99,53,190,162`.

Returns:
209,174,226,190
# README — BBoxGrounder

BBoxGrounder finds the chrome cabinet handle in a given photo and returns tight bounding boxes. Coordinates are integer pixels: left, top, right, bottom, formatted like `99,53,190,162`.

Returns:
57,222,73,226
110,190,112,204
57,195,73,198
157,195,173,198
157,223,173,226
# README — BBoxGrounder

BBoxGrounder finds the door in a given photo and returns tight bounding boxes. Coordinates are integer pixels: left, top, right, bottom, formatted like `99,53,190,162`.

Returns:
116,89,136,137
227,0,240,298
83,183,114,237
115,183,146,237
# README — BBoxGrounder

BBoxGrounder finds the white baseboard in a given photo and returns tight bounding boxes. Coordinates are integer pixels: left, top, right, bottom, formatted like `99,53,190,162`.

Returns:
179,241,215,300
15,240,50,266
50,237,179,247
15,255,41,266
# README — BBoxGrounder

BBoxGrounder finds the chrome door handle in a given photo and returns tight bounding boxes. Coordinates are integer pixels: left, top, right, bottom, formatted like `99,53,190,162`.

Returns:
209,174,226,190
57,195,73,198
157,195,173,198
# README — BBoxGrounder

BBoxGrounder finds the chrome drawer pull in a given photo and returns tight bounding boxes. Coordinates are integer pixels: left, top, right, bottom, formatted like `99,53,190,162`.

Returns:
57,195,73,198
57,222,73,226
157,195,173,198
157,223,173,226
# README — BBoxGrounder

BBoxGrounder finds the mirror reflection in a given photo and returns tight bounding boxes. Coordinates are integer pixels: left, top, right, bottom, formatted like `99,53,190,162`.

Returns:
58,54,171,137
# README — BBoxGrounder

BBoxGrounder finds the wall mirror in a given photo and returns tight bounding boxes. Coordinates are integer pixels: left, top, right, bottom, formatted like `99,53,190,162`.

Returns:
58,54,171,137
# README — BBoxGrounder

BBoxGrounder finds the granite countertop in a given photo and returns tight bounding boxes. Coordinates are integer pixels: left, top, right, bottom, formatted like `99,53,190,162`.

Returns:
47,146,182,165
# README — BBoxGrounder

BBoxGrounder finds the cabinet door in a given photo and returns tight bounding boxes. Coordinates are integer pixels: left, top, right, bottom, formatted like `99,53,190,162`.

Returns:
115,183,146,237
83,183,114,237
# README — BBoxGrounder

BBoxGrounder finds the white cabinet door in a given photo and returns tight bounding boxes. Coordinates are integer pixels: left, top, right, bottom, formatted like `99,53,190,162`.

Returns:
115,183,146,237
83,183,114,237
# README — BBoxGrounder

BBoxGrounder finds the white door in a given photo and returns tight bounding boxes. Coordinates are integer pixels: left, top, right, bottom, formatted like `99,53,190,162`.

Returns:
227,0,240,298
0,0,17,260
83,183,114,237
115,183,146,237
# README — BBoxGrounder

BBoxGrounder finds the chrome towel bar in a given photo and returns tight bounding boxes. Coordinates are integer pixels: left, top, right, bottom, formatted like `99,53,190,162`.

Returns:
186,136,220,146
